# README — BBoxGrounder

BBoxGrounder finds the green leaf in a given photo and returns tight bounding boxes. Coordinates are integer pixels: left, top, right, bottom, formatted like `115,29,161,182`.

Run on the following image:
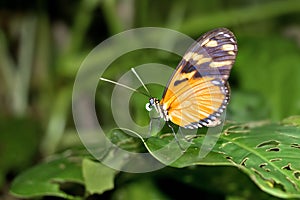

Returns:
112,179,169,200
82,158,117,195
144,120,300,198
282,116,300,127
145,135,231,167
0,118,39,188
10,156,83,199
219,122,300,199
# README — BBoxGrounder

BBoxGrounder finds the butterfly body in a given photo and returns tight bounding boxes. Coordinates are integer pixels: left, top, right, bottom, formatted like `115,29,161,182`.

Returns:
147,97,169,122
148,28,237,129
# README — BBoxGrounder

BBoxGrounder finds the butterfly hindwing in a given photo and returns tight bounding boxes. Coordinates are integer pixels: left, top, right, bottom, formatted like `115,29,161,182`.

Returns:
160,28,237,128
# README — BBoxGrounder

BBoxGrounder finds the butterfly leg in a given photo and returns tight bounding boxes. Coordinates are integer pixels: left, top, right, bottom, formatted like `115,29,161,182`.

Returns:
166,122,186,152
148,116,163,137
148,118,153,137
178,127,194,142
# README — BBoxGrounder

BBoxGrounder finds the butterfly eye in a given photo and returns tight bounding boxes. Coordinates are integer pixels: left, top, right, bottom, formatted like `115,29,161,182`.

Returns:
145,103,152,111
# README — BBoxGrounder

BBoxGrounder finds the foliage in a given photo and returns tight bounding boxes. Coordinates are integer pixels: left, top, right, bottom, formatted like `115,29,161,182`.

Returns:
10,118,300,199
0,0,300,199
10,156,84,199
145,120,300,198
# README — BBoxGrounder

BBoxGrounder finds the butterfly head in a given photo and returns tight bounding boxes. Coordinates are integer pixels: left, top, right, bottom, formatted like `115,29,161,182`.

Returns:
145,97,158,112
146,97,170,122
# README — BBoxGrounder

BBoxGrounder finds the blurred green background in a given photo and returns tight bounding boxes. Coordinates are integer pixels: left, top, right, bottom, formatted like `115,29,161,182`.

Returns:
0,0,300,199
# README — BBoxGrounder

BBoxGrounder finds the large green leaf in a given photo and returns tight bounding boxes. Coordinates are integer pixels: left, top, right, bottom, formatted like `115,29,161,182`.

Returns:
10,156,84,199
10,118,300,199
144,118,300,198
0,118,39,188
82,158,117,195
10,154,119,199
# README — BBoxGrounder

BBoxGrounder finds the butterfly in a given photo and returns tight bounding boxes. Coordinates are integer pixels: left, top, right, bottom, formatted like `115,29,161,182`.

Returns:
146,28,237,129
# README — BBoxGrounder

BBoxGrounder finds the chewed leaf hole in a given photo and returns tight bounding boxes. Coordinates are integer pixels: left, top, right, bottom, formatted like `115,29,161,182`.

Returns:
294,171,300,180
256,140,280,148
259,163,271,172
291,143,300,149
252,168,285,191
240,157,248,166
273,182,286,192
259,163,267,168
224,124,250,135
282,163,292,171
269,158,282,162
226,156,232,160
266,147,280,152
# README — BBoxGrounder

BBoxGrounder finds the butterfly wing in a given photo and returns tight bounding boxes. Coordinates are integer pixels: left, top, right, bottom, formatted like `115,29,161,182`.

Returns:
160,28,237,128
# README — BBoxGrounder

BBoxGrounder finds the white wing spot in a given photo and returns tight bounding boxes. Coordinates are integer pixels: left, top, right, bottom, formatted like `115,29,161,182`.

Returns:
183,52,194,61
212,80,221,85
205,40,218,47
222,44,235,51
200,38,210,46
201,121,208,126
228,51,235,55
210,115,217,120
230,38,236,43
210,60,232,68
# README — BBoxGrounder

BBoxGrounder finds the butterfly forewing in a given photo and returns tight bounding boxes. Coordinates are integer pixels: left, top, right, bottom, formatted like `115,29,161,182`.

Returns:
197,28,237,80
160,28,237,128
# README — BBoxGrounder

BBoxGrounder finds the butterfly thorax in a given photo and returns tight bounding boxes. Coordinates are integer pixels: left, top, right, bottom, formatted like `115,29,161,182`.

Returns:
147,97,169,122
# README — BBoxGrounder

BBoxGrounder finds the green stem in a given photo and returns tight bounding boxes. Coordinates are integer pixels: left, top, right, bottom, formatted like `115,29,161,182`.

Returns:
14,16,36,116
0,30,16,107
70,0,100,53
40,86,72,156
101,0,123,34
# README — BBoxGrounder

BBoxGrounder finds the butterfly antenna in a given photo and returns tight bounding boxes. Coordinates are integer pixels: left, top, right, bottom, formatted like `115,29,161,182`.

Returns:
131,68,151,96
99,77,150,97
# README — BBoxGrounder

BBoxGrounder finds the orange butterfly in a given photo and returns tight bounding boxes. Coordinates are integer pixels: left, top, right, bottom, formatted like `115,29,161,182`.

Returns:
146,28,237,129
